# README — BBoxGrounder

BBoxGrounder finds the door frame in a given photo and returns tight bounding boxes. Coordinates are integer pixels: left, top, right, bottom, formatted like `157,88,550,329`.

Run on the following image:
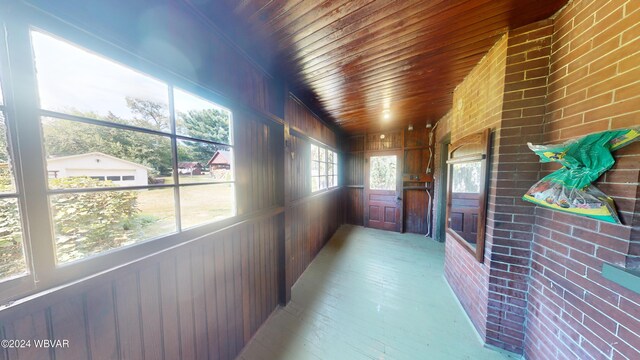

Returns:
434,133,450,242
364,149,404,232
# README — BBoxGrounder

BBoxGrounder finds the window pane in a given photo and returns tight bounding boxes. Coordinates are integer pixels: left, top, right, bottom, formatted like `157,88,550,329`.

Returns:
0,112,16,193
174,88,231,144
369,155,397,190
327,151,333,163
452,162,481,193
0,198,28,280
311,161,319,177
332,175,338,187
319,176,327,190
319,148,326,162
311,144,318,161
31,30,170,131
42,117,172,188
319,161,326,177
180,184,234,229
311,177,319,192
328,175,334,188
333,163,338,177
51,188,176,264
178,140,232,183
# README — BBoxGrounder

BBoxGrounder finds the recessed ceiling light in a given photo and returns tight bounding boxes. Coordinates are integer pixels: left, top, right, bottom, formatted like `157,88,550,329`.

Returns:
380,134,385,139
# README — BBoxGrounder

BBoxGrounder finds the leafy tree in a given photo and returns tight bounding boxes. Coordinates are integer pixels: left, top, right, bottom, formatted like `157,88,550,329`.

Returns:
0,198,25,278
49,177,140,263
125,97,169,131
178,108,230,164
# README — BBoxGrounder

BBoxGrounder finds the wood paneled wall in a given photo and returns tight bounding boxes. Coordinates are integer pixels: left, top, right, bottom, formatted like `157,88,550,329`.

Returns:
0,3,341,360
283,94,343,302
235,110,284,215
344,136,365,226
287,192,342,291
0,214,281,360
343,131,433,234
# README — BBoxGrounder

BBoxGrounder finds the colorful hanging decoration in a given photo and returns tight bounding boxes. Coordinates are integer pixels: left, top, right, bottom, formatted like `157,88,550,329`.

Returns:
523,127,640,223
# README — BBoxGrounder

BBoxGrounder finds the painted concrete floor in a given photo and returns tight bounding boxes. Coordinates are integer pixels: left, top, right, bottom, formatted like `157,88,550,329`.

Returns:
237,225,518,360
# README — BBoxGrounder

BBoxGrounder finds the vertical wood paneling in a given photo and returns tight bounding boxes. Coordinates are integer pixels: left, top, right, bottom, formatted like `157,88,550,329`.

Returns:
404,190,429,234
6,310,49,360
223,235,237,356
0,215,283,360
138,266,163,360
345,188,364,226
240,225,251,344
0,3,292,360
213,237,229,360
190,248,209,360
286,191,341,291
176,248,196,360
232,230,244,350
203,243,220,360
50,295,89,359
233,110,282,215
159,257,181,360
86,284,118,359
283,93,343,299
344,152,363,186
114,273,143,360
0,216,279,360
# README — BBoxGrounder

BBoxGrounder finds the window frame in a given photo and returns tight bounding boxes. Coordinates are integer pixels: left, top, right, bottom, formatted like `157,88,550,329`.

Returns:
310,140,339,193
0,8,240,301
0,25,36,300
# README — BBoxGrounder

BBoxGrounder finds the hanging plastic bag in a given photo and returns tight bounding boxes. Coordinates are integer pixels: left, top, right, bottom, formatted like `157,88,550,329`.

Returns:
523,127,640,224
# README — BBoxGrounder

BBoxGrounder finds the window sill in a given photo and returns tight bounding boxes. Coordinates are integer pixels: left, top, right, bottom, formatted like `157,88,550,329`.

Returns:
602,263,640,295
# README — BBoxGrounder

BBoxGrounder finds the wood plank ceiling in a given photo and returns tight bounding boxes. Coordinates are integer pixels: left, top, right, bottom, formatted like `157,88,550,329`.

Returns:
185,0,569,135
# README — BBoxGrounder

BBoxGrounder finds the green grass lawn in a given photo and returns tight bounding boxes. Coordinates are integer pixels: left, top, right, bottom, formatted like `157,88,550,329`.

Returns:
136,183,233,235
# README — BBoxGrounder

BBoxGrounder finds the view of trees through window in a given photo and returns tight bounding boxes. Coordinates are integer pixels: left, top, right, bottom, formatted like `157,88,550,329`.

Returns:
369,155,397,190
451,162,481,193
311,143,338,192
0,30,237,267
0,107,28,279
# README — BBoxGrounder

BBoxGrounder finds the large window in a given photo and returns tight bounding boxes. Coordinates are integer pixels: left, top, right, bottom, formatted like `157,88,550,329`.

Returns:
31,30,235,264
0,26,236,287
311,143,338,192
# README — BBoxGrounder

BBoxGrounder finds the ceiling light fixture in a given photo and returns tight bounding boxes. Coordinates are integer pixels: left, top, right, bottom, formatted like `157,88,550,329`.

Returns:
382,109,391,120
408,124,414,131
380,134,385,139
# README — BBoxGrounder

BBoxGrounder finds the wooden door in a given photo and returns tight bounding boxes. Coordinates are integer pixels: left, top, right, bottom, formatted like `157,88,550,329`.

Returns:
365,150,403,232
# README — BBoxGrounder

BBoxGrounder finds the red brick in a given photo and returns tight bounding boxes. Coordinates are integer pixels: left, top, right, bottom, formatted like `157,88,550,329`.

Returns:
615,80,640,101
559,119,610,140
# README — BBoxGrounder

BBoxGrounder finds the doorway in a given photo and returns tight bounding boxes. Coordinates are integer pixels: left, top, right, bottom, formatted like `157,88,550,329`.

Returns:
364,150,403,232
434,134,450,242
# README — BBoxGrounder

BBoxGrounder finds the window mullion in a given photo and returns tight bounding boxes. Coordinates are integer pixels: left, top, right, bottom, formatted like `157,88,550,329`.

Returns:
5,19,57,284
168,85,181,231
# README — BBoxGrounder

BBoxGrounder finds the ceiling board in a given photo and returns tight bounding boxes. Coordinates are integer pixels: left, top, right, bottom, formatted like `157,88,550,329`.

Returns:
185,0,569,134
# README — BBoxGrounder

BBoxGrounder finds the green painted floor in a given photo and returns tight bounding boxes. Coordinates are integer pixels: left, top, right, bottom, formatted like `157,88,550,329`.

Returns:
238,225,518,360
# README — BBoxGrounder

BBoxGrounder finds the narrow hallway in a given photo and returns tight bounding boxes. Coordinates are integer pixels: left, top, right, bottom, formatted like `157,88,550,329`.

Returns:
239,225,517,360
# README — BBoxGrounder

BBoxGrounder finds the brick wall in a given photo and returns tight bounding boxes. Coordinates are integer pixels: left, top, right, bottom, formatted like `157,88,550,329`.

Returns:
438,0,640,358
525,0,640,359
485,20,554,353
441,34,507,340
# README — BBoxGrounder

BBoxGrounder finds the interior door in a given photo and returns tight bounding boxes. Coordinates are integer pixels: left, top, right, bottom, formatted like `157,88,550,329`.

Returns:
365,150,403,232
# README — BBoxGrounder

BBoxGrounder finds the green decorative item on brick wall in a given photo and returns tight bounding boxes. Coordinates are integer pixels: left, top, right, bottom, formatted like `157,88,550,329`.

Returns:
523,127,640,224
